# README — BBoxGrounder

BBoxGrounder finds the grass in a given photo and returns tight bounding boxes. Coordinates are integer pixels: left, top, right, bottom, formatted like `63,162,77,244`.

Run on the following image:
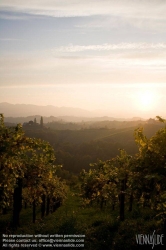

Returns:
0,189,165,250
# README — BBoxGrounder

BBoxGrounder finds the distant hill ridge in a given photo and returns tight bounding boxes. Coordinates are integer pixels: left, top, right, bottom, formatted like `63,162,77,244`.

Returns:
0,102,93,117
0,102,144,123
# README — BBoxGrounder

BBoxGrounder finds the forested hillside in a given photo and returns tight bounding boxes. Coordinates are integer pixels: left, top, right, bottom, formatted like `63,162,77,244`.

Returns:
0,114,166,249
23,121,164,173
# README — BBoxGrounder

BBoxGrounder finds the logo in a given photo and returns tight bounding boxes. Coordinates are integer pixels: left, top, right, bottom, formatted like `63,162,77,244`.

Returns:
136,230,164,249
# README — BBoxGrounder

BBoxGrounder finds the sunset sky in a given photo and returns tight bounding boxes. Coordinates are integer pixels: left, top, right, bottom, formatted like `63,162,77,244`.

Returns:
0,0,166,118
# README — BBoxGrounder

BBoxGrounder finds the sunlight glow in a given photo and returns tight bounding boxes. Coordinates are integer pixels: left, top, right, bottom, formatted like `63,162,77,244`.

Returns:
135,89,157,111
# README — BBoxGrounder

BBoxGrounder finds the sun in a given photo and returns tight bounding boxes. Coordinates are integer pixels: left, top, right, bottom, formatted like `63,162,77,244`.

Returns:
135,89,157,111
139,91,154,106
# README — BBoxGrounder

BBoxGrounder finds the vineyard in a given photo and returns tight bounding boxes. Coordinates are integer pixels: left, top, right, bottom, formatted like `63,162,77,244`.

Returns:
0,114,67,228
0,114,166,249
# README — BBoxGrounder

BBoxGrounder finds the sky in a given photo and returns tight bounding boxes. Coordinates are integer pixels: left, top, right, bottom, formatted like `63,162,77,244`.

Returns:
0,0,166,118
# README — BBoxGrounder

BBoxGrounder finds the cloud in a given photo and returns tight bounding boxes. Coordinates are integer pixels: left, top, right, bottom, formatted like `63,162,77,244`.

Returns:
0,0,165,20
55,43,166,52
1,45,166,70
1,1,165,32
0,13,28,20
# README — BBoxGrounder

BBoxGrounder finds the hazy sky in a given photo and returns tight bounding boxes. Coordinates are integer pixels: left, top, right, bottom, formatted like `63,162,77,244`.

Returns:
0,0,166,118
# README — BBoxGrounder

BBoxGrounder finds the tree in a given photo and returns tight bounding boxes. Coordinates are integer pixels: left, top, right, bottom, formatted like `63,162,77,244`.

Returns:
134,116,166,212
40,116,43,127
80,116,166,223
0,114,24,212
0,114,66,227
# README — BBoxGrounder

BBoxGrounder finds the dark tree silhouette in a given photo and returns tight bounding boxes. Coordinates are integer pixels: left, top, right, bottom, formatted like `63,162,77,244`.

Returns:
40,116,43,127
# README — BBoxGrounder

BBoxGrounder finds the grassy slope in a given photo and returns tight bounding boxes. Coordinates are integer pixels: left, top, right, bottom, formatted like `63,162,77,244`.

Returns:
0,188,163,250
